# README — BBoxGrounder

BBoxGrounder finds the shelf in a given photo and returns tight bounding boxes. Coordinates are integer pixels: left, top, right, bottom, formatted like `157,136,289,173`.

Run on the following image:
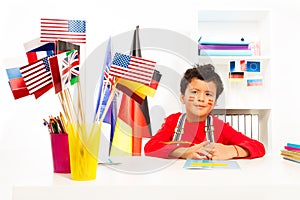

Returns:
198,56,271,65
198,10,270,22
199,56,270,61
197,9,272,150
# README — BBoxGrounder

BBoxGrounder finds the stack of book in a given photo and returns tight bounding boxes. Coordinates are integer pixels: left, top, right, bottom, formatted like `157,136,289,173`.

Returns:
280,143,300,164
198,37,253,56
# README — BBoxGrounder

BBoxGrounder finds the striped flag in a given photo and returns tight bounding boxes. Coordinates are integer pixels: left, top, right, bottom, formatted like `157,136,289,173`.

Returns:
20,57,53,98
40,18,86,44
110,52,156,85
110,26,156,156
115,69,162,104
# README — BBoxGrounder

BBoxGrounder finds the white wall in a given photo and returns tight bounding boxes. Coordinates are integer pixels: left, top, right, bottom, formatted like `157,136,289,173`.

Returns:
1,0,300,190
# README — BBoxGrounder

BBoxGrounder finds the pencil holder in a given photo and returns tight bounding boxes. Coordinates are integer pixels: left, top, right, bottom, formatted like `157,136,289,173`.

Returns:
50,133,71,173
67,123,101,181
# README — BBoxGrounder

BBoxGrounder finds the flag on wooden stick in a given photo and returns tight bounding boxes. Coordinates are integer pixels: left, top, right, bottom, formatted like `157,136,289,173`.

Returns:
110,26,159,156
40,18,86,44
49,50,80,94
19,56,53,99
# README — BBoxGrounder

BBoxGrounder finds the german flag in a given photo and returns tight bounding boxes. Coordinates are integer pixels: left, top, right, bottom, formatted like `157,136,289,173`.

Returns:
110,26,160,156
228,72,244,82
116,70,161,104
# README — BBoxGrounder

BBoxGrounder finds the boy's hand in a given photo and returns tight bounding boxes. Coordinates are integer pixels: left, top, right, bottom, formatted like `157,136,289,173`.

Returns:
210,143,237,160
170,141,213,159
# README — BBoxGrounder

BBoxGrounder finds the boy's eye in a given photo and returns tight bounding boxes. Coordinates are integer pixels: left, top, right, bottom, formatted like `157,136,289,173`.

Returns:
191,90,197,94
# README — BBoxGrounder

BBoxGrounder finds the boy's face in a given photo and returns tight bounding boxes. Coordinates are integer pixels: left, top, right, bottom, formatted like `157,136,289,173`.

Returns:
180,78,217,122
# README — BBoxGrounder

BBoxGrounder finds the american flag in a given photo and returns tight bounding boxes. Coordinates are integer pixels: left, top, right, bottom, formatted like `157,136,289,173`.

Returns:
110,52,156,85
20,57,52,95
40,18,86,44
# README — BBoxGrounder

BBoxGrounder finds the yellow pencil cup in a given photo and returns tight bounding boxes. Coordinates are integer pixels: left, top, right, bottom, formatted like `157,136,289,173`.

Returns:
67,123,101,181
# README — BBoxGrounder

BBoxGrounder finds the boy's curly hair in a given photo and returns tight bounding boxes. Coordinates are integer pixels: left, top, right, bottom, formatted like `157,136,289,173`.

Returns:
180,64,224,100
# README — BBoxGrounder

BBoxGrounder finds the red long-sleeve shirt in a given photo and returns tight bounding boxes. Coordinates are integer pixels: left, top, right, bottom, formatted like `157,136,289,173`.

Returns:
144,112,265,159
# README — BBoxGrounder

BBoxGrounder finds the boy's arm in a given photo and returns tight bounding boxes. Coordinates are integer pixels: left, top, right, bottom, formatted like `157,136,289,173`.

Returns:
169,141,212,159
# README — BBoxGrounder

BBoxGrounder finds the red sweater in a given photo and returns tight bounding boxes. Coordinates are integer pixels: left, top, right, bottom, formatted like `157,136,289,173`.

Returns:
144,113,265,159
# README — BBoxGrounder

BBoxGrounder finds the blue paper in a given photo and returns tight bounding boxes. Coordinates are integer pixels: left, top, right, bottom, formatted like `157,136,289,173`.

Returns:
183,159,240,169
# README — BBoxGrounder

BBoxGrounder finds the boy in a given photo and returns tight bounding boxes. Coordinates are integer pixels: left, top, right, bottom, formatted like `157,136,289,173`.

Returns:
144,64,265,160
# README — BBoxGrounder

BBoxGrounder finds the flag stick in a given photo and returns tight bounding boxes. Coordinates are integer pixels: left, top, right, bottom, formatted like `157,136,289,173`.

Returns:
58,91,71,123
63,88,78,124
94,79,109,122
76,78,85,125
94,83,117,124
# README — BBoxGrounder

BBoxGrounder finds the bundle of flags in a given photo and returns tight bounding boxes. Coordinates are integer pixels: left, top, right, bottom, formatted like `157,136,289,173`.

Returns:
6,18,86,101
198,36,253,56
6,18,162,161
280,143,300,164
95,26,162,160
6,40,81,100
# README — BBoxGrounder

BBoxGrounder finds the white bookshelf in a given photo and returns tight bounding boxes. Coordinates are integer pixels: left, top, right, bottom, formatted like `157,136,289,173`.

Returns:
197,10,272,151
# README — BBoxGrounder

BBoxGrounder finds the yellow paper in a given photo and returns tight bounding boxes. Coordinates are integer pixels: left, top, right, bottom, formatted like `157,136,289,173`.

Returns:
110,118,132,156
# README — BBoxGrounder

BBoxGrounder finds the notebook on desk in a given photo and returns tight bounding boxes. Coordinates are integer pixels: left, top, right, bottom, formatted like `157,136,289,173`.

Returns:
183,159,240,169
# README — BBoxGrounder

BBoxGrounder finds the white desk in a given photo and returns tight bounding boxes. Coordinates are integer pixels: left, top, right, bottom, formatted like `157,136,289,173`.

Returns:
7,154,300,200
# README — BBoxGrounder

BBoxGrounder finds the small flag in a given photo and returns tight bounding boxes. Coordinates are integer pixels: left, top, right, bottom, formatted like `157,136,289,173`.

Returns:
208,99,214,105
94,37,115,122
24,38,55,64
56,40,81,85
40,18,86,44
20,57,53,98
115,70,162,104
94,37,118,163
230,60,246,72
229,72,244,82
110,26,154,156
247,77,263,87
110,52,156,85
56,40,81,55
6,68,30,99
246,61,260,72
188,96,195,102
240,60,246,71
49,50,79,93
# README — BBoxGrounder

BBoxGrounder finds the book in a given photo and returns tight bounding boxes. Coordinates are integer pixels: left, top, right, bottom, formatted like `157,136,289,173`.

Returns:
199,49,253,56
287,143,300,149
284,146,300,152
281,150,300,160
283,157,300,164
199,44,250,50
183,159,240,169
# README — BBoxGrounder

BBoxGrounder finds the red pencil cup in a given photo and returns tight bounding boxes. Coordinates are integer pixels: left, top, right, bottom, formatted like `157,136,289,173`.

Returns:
50,133,71,173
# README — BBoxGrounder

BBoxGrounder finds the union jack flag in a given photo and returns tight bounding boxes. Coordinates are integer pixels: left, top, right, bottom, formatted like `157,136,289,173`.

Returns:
61,50,79,87
49,50,79,94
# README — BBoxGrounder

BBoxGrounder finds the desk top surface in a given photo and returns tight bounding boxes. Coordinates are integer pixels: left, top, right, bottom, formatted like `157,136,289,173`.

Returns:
2,154,299,187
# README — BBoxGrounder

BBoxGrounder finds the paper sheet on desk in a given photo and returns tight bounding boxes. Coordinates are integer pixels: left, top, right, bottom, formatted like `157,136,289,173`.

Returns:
183,159,240,169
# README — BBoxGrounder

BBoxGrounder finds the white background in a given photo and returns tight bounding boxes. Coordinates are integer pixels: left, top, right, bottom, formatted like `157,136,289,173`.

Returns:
1,0,300,199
